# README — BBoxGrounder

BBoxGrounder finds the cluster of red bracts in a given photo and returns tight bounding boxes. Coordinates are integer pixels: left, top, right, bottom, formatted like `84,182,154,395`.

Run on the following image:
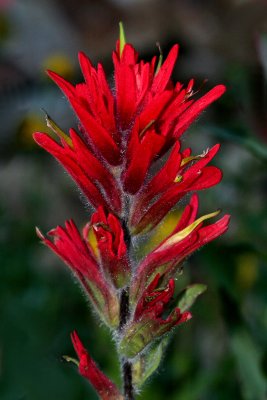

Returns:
35,30,230,399
34,40,224,232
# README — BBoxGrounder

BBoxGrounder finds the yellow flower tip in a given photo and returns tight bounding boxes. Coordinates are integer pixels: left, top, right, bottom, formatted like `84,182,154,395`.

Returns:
42,109,73,148
157,209,221,251
155,41,163,75
119,21,127,57
139,119,155,139
174,174,183,183
86,225,100,259
181,149,209,167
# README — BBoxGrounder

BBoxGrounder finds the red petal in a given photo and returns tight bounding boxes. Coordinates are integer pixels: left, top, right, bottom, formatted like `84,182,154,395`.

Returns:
114,62,137,128
173,85,226,138
131,141,182,224
151,44,179,95
188,166,222,191
33,132,114,212
78,51,93,84
70,99,121,165
172,194,199,234
69,129,122,213
122,126,165,194
47,70,75,98
138,90,173,132
71,332,123,400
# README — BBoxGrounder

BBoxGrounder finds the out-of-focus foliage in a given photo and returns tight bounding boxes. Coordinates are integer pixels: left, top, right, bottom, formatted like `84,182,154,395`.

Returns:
0,1,267,399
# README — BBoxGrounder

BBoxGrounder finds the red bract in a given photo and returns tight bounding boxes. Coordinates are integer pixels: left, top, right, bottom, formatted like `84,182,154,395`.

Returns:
130,143,222,234
89,206,131,288
131,194,230,302
134,273,190,324
119,274,191,358
33,128,122,214
71,331,123,400
36,220,120,328
34,36,225,227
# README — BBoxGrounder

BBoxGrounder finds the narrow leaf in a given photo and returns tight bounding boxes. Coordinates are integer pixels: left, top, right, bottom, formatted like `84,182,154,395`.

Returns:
43,110,73,147
177,284,207,313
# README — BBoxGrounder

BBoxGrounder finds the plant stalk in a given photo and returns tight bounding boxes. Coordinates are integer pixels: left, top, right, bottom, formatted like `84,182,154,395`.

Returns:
119,219,134,400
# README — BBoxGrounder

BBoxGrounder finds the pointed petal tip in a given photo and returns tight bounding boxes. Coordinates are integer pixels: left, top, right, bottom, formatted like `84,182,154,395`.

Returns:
213,142,221,151
46,70,75,95
173,43,179,54
168,43,179,63
70,330,78,343
71,330,85,357
78,51,86,60
78,51,93,71
221,213,231,228
35,226,44,240
190,193,199,207
46,69,56,79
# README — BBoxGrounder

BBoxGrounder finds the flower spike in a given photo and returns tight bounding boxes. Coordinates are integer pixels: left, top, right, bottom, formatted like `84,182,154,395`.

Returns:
34,24,230,396
35,33,225,228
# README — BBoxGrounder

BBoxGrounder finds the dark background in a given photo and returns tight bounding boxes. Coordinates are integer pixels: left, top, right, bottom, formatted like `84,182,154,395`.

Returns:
0,0,267,399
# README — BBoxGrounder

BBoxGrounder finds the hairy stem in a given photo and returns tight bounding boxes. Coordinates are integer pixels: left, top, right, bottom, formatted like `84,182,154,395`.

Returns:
119,289,134,400
122,358,134,400
119,219,134,400
119,288,130,330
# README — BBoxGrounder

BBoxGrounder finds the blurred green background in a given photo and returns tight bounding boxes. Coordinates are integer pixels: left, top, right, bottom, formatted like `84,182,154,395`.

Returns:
1,0,267,399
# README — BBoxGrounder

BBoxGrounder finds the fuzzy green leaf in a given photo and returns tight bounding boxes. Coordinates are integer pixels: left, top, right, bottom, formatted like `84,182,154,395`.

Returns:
132,336,169,388
177,284,207,313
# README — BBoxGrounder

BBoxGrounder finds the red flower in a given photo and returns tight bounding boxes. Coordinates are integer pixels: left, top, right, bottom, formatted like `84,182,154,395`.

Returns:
131,194,230,302
71,331,123,400
34,36,225,225
88,206,131,288
36,219,120,328
119,274,191,358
